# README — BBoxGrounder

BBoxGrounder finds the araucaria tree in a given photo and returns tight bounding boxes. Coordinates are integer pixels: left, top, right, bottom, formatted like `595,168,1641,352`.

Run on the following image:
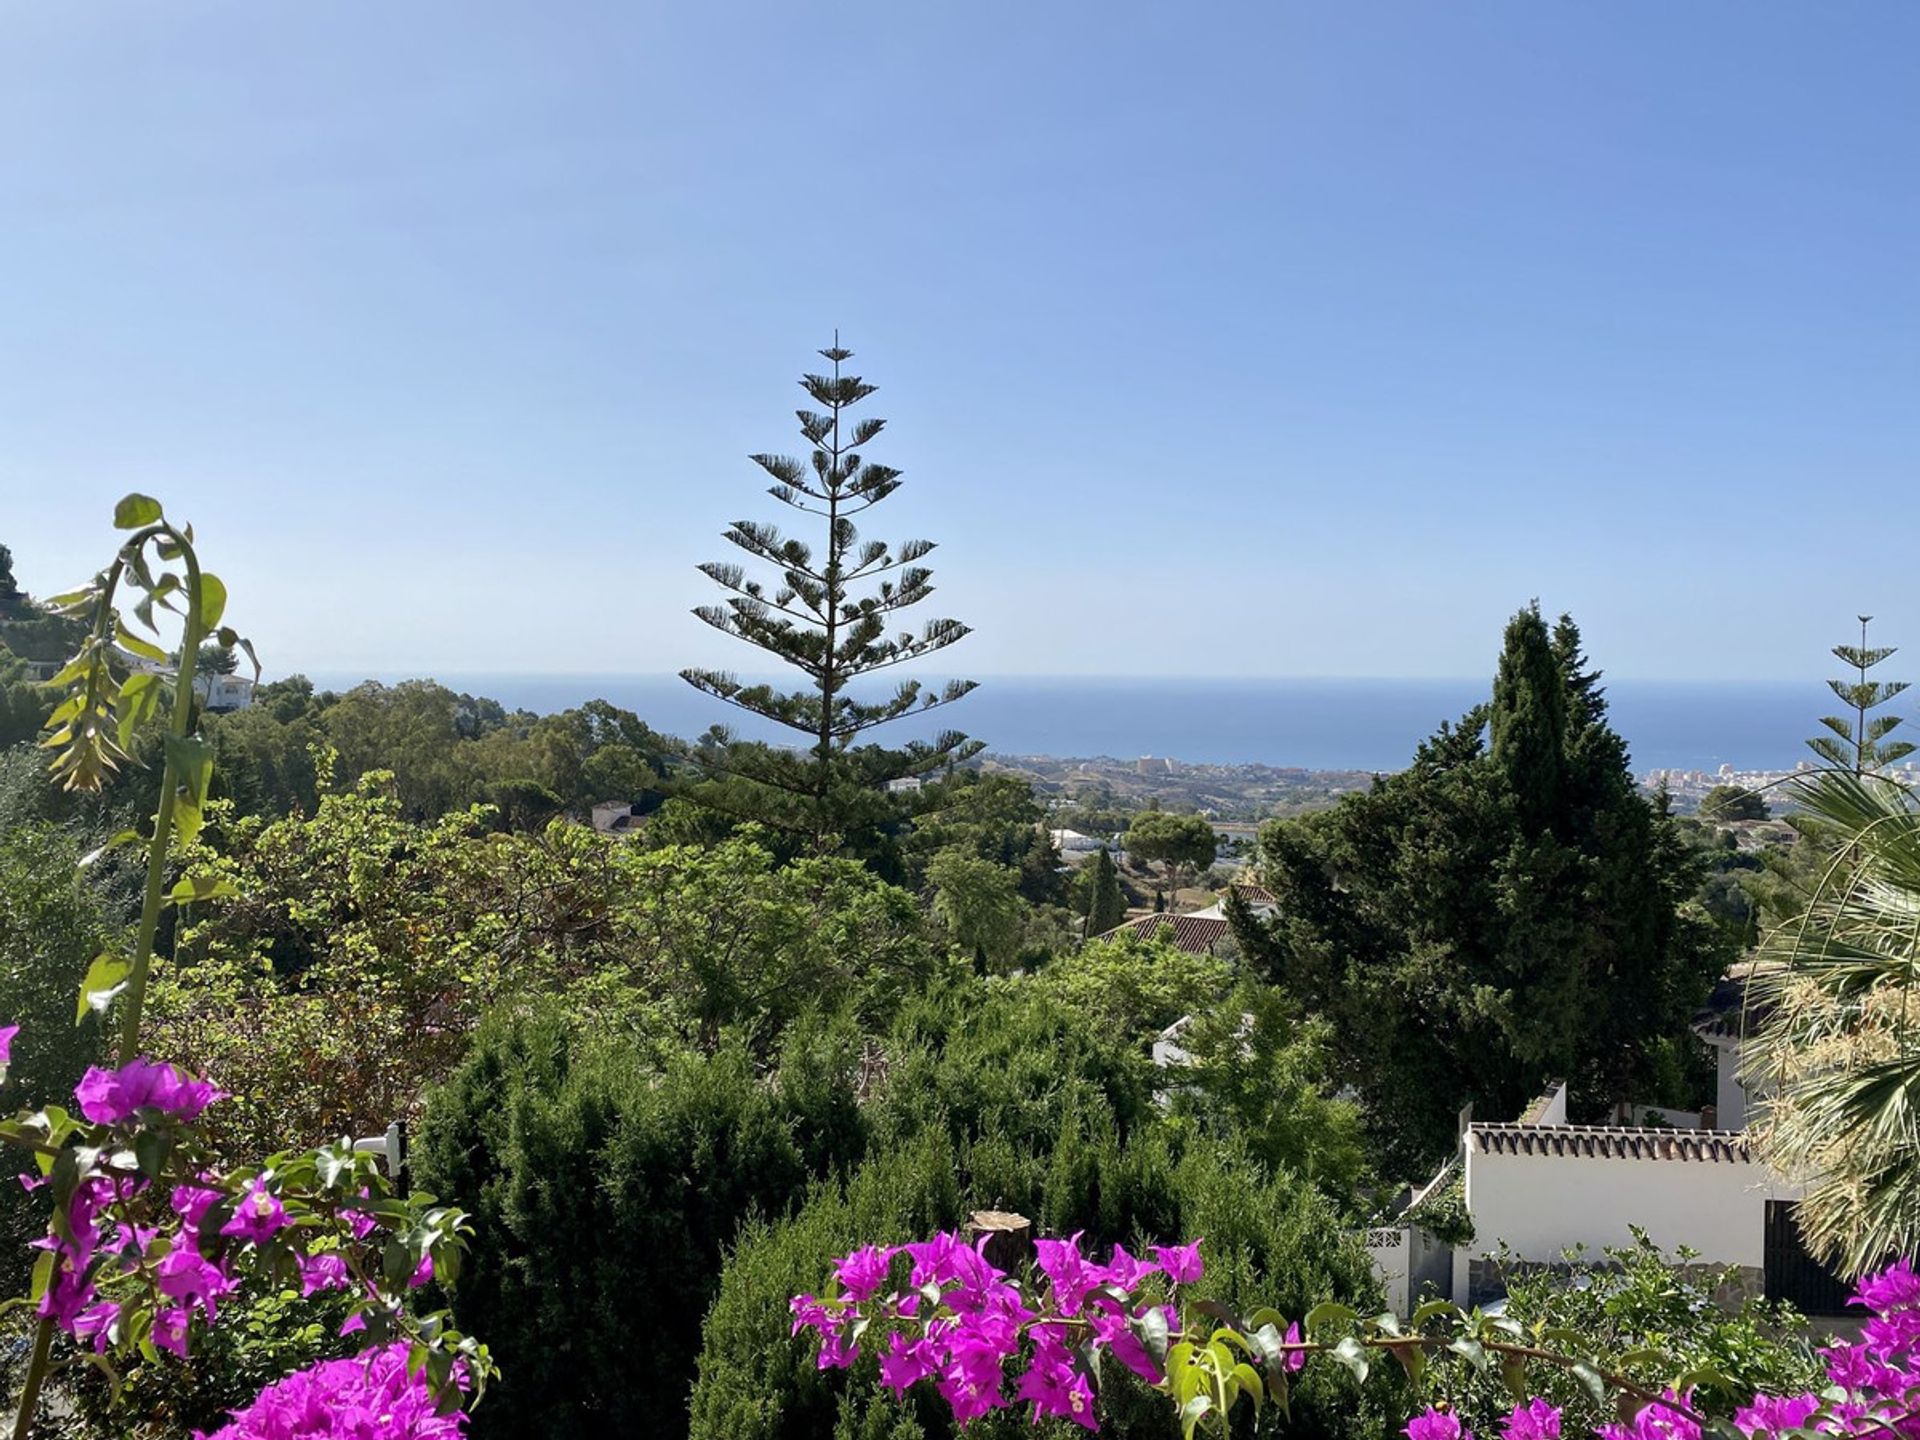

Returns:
1809,615,1913,775
682,340,979,849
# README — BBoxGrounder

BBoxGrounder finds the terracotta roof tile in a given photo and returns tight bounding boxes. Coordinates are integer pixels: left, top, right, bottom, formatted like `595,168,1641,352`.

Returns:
1097,913,1233,954
1469,1124,1752,1163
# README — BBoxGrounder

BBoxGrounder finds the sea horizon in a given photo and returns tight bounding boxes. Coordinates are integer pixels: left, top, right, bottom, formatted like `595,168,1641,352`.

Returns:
296,671,1854,776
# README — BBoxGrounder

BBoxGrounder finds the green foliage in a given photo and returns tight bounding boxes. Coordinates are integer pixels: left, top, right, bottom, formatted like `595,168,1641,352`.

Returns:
1808,616,1914,774
1699,784,1768,822
925,848,1025,970
1747,768,1920,1274
0,826,112,1292
1123,811,1219,892
1080,845,1128,936
414,1005,866,1439
1238,608,1725,1175
1161,986,1369,1200
1423,1233,1817,1436
690,1132,1393,1440
1033,933,1231,1040
680,341,979,849
1402,1174,1473,1245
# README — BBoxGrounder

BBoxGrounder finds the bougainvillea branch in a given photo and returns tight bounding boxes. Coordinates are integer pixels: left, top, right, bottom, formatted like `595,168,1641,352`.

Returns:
793,1231,1920,1440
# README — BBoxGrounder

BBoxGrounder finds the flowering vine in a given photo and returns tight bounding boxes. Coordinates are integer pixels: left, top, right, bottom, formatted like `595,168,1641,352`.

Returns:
2,495,492,1439
793,1232,1920,1440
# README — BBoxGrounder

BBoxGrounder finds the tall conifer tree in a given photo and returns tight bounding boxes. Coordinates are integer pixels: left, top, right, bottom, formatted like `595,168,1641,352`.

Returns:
1809,616,1913,775
682,340,979,848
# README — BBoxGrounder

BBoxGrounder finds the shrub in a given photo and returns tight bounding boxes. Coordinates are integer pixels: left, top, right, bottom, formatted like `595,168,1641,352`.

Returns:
413,1006,868,1439
690,1134,1395,1440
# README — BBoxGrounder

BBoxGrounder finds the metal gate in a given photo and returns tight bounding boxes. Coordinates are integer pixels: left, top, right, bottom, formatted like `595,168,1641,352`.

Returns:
1764,1201,1854,1315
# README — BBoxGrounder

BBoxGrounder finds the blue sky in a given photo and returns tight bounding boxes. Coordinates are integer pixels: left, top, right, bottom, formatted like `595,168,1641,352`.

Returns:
2,2,1916,683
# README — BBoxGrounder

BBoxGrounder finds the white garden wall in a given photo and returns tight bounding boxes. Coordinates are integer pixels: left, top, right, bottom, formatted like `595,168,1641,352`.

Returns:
1456,1125,1801,1302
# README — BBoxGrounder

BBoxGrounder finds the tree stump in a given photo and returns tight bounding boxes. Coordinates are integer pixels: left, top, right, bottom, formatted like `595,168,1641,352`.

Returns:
967,1209,1032,1273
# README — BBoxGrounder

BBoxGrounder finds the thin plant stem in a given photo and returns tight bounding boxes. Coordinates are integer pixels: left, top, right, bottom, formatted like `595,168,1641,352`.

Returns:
12,525,202,1440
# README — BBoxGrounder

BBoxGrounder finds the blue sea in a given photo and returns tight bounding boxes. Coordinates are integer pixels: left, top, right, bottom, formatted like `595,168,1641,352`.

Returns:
301,673,1838,775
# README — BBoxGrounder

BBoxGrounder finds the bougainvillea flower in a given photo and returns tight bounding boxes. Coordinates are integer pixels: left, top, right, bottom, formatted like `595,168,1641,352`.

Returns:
1596,1391,1700,1440
221,1178,289,1246
197,1342,469,1439
1732,1394,1820,1438
1035,1233,1095,1315
1499,1397,1560,1440
878,1333,939,1396
74,1058,219,1125
1406,1407,1469,1440
1150,1240,1204,1285
299,1251,351,1297
1851,1258,1920,1314
0,1023,19,1068
833,1244,897,1303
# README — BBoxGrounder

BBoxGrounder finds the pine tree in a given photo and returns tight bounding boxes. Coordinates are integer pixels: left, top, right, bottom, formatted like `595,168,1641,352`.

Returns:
1082,846,1126,937
1809,616,1913,775
681,340,980,847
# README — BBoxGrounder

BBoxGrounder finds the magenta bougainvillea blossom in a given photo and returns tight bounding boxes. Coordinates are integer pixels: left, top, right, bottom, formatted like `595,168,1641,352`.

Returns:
0,1022,486,1438
796,1233,1920,1439
195,1343,469,1440
74,1057,221,1125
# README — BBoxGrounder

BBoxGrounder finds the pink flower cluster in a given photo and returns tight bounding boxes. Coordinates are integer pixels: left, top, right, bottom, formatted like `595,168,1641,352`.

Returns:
195,1343,468,1440
27,1057,353,1359
801,1230,1920,1440
792,1231,1215,1430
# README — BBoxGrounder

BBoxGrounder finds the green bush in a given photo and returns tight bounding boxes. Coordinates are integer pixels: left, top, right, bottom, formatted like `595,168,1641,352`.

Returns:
412,1005,868,1439
0,824,113,1292
690,1127,1395,1440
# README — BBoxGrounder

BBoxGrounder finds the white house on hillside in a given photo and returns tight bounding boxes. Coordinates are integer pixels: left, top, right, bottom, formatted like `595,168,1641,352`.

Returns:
1370,969,1851,1317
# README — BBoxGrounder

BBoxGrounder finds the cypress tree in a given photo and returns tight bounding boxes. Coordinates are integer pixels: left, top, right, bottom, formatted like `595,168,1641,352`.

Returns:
1490,602,1568,833
1083,846,1127,937
681,340,980,848
1809,615,1913,775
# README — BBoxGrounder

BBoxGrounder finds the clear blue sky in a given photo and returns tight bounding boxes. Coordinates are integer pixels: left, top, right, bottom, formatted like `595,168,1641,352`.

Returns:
3,3,1916,682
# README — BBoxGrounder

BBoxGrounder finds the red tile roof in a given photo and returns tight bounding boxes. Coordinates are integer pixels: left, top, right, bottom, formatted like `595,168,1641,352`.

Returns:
1097,913,1233,954
1230,883,1277,907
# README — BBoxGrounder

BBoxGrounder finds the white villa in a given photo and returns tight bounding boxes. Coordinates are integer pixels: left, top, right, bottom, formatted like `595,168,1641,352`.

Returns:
1370,967,1852,1317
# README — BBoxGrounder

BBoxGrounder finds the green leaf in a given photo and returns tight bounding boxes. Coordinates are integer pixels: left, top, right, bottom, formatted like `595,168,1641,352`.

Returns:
28,1251,53,1302
1247,1322,1285,1367
1392,1341,1428,1383
114,494,163,530
133,1129,173,1182
1412,1298,1461,1328
194,572,228,630
1447,1337,1492,1373
1306,1301,1359,1334
117,671,163,750
1330,1335,1370,1385
77,952,131,1024
167,873,240,905
1571,1361,1609,1407
1178,1394,1212,1440
113,623,167,664
1501,1352,1529,1401
163,733,216,847
1230,1362,1264,1412
1137,1303,1172,1364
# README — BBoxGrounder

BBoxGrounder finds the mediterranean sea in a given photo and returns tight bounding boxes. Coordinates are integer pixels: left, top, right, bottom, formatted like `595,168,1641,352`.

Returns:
303,674,1839,775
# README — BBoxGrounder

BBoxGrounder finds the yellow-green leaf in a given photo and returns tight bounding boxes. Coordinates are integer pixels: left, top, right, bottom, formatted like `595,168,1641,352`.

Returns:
113,494,163,530
194,572,228,631
77,952,130,1024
